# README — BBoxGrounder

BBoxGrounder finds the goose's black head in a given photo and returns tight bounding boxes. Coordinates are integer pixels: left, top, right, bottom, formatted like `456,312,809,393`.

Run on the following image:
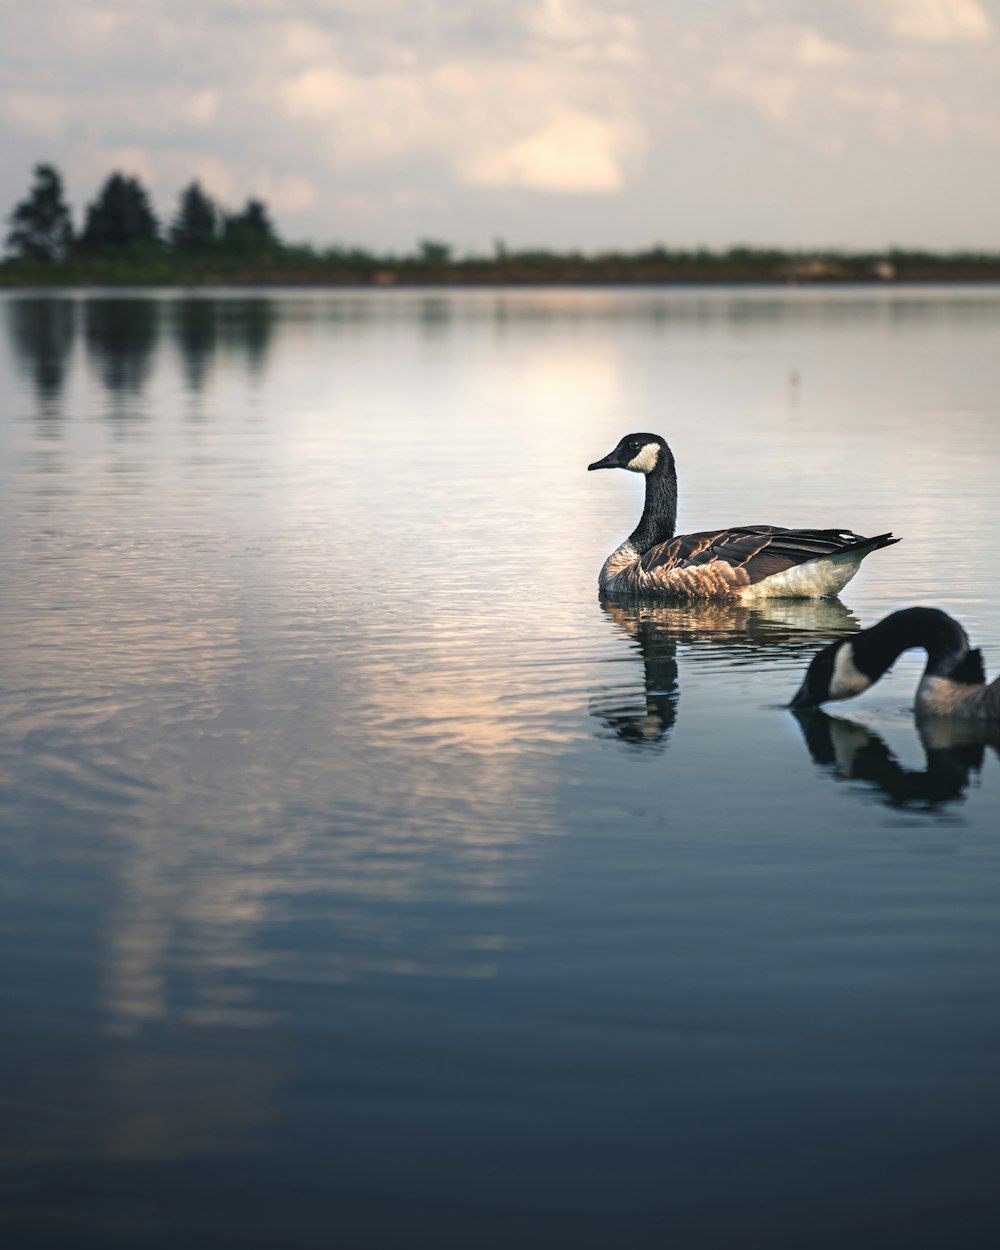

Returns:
789,638,873,709
588,433,669,475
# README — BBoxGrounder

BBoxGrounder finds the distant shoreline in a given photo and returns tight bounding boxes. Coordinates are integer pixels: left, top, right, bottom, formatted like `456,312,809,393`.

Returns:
4,249,1000,289
6,278,1000,292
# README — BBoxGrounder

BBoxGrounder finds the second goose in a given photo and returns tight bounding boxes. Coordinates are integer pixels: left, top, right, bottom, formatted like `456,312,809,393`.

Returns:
790,607,1000,719
588,432,898,599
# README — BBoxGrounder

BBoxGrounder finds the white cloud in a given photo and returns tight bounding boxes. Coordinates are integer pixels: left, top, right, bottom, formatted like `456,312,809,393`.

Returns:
700,10,995,146
254,173,318,214
873,0,992,45
64,6,124,51
711,63,800,124
1,0,1000,248
190,156,236,203
109,148,154,180
832,85,905,140
283,69,350,120
796,31,852,66
525,0,640,63
707,24,851,125
280,51,643,194
463,111,626,193
187,90,219,126
0,91,69,139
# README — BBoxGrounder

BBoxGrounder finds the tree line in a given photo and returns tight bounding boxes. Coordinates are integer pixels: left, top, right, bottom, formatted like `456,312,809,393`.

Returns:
5,164,279,264
5,161,1000,286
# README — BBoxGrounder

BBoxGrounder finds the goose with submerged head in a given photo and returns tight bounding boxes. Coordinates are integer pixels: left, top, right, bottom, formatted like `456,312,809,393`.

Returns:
588,433,898,599
790,607,1000,719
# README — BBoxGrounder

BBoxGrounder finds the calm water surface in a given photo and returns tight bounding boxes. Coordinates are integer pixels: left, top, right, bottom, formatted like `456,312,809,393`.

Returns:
1,287,999,1247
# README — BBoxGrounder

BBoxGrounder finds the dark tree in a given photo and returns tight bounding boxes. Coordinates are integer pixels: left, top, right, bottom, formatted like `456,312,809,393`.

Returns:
222,198,279,253
80,172,159,250
6,164,74,263
170,181,219,250
417,239,452,265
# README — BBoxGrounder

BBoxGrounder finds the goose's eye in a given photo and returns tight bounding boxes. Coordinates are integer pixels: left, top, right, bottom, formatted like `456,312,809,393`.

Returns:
629,441,640,451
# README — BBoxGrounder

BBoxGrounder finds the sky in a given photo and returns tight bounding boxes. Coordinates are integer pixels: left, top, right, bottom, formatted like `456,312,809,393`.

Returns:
1,0,999,253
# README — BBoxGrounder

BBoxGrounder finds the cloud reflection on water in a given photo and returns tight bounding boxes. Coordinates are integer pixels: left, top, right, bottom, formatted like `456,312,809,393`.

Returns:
0,526,553,1047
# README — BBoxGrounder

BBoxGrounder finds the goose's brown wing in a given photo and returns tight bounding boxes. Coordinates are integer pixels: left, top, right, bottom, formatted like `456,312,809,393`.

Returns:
631,527,897,597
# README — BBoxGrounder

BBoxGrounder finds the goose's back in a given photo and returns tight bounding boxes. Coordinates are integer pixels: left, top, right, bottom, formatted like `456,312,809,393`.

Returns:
917,675,1000,720
602,526,895,600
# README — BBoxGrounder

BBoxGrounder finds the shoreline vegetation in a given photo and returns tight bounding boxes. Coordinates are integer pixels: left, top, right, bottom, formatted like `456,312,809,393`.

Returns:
6,246,1000,288
5,163,1000,288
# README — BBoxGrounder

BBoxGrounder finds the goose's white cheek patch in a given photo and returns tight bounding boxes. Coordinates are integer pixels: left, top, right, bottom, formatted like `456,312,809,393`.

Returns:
829,645,872,700
626,444,660,473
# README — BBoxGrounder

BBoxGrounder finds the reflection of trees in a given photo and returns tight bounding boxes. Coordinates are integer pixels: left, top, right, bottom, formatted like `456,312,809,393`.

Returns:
222,298,275,378
593,597,857,750
169,297,277,393
83,298,160,419
793,710,1000,811
10,295,277,437
172,296,218,394
5,296,76,427
418,295,454,338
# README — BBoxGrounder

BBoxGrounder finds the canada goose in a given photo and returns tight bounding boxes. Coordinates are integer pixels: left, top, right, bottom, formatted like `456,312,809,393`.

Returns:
790,607,1000,719
588,433,898,599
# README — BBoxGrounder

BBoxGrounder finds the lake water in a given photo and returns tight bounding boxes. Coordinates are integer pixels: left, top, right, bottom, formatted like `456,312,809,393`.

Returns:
1,287,999,1248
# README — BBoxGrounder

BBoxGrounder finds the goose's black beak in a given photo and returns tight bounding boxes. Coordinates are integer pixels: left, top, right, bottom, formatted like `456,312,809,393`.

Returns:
789,682,820,710
588,449,619,471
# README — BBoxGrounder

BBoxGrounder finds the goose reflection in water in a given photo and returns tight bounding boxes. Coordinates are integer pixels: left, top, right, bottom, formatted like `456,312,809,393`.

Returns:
592,597,858,748
793,710,1000,811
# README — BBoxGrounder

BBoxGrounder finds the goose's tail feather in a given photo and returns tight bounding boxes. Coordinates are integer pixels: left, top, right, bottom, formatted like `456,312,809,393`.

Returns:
839,531,900,557
742,530,901,600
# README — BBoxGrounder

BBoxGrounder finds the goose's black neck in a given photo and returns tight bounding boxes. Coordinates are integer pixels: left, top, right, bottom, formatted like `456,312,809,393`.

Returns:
851,607,983,684
628,448,677,554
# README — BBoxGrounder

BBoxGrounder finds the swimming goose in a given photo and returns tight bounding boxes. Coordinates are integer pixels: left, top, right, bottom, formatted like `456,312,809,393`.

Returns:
588,433,898,599
790,607,1000,719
